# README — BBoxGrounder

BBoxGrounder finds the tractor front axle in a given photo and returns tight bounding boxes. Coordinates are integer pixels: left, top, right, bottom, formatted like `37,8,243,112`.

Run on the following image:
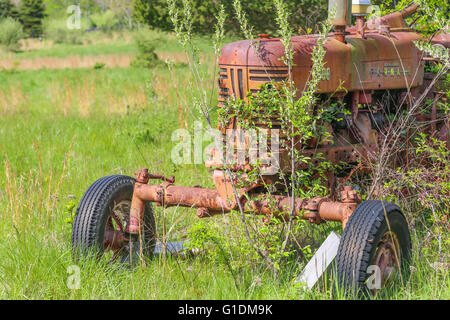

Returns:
126,168,361,235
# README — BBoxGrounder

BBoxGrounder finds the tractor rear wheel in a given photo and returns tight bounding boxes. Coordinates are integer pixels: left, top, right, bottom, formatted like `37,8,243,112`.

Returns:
71,175,156,264
336,200,411,297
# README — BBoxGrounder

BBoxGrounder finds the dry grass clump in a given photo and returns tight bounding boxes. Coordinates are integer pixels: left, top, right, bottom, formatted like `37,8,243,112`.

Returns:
0,86,29,114
0,54,134,70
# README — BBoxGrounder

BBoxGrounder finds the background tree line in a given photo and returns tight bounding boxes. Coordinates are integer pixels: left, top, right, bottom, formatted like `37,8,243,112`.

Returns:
0,0,447,39
44,0,329,35
0,0,329,37
132,0,328,35
1,0,45,37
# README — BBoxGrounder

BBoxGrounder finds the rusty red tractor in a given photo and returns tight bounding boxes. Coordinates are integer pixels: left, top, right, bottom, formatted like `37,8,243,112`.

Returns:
72,1,449,296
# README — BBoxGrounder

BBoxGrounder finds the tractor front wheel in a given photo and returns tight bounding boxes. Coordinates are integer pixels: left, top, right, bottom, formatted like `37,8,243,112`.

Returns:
336,200,411,297
71,175,156,264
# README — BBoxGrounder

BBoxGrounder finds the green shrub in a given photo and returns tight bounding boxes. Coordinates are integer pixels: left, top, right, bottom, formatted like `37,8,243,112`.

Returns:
93,62,106,70
0,17,24,51
130,27,163,68
90,10,117,33
44,19,84,45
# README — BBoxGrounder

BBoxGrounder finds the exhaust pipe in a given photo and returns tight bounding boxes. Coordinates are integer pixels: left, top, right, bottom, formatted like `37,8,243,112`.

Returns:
329,0,352,42
329,0,352,28
329,0,373,41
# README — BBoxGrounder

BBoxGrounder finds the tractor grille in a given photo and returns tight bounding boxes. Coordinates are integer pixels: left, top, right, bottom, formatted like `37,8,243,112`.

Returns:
213,66,288,171
248,69,289,82
218,66,288,106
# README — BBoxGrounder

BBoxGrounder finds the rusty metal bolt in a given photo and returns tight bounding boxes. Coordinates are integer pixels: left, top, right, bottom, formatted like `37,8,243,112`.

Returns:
304,197,326,211
135,168,150,184
341,186,353,202
303,210,324,225
341,186,362,204
196,208,209,218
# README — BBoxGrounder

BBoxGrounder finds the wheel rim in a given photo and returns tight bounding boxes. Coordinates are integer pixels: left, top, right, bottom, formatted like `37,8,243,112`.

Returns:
103,200,131,263
372,231,401,292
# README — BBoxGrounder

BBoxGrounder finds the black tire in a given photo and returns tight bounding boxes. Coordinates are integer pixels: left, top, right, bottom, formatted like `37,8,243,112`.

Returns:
336,200,411,297
71,175,156,262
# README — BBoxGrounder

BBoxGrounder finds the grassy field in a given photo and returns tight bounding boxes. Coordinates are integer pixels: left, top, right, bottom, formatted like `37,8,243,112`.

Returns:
0,29,448,300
